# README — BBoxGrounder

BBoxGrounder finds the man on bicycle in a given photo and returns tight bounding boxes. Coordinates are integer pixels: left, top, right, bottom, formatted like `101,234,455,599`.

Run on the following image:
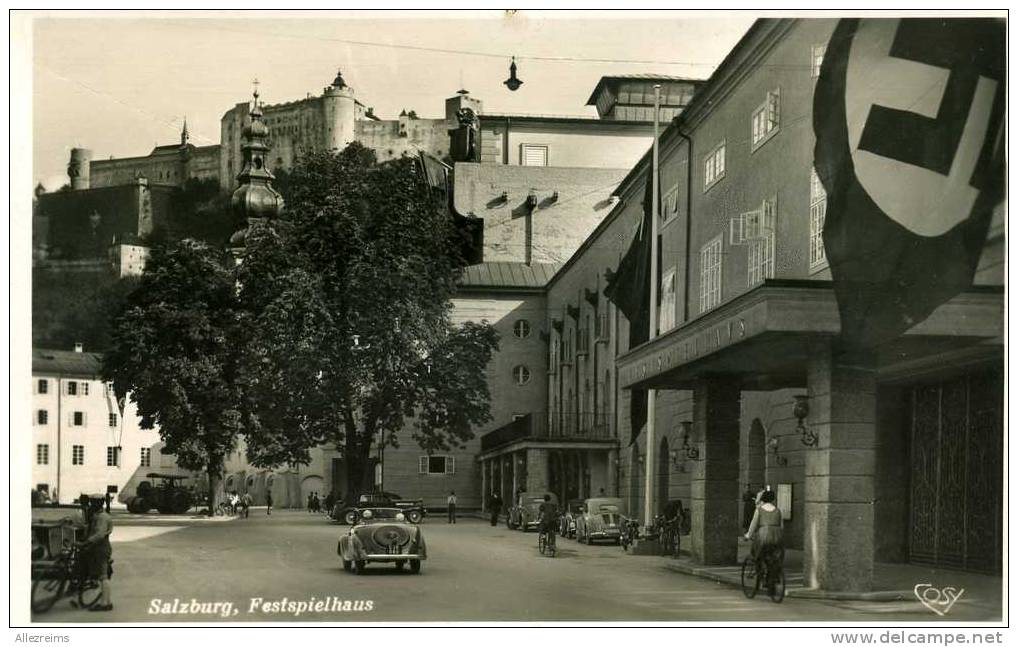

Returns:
744,488,783,569
537,494,559,549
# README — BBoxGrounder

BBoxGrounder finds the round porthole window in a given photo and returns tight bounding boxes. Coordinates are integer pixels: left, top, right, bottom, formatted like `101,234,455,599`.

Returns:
513,320,531,339
513,365,531,386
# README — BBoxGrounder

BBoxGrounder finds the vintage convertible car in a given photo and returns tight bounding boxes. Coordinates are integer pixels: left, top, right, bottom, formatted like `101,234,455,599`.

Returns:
331,491,426,525
507,492,557,532
559,499,584,538
575,497,625,544
337,508,426,574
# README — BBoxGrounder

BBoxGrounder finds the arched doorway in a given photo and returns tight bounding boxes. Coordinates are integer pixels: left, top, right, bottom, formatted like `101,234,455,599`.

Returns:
658,437,670,514
301,475,325,507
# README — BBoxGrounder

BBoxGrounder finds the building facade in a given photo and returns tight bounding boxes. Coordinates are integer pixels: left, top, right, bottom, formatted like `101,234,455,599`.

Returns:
607,18,1003,591
31,347,164,505
474,18,1003,593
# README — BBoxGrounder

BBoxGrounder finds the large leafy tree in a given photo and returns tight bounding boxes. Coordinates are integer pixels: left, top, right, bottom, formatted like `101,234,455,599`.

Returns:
239,143,499,500
102,240,245,515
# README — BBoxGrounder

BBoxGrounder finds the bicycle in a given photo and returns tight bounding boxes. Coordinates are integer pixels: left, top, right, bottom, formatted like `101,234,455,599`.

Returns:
740,544,785,603
538,525,557,557
660,516,682,558
31,543,110,613
619,517,641,552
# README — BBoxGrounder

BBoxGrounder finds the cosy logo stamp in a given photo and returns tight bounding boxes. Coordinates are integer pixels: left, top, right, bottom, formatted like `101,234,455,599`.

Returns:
914,584,965,616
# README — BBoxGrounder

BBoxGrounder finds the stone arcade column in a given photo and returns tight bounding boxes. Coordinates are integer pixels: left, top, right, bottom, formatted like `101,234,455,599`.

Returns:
480,460,487,513
500,455,508,503
689,375,741,565
526,448,550,493
608,448,619,496
803,341,877,592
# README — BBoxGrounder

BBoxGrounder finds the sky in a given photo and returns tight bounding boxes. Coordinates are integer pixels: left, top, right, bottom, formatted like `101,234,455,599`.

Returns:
29,10,755,190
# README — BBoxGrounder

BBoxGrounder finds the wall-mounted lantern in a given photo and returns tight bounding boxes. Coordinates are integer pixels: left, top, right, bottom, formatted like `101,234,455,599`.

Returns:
679,421,700,460
794,395,817,447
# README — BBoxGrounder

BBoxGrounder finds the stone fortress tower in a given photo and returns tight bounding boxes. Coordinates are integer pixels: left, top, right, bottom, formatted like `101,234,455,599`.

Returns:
67,148,92,190
321,69,357,152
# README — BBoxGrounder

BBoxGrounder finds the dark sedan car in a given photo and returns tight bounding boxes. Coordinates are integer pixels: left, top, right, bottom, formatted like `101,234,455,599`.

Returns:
331,491,426,525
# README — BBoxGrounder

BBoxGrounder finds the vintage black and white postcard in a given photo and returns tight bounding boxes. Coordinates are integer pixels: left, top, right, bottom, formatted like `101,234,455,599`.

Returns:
9,7,1009,640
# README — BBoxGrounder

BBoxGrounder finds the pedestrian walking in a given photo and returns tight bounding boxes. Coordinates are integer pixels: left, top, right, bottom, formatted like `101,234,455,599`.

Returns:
489,492,502,526
742,484,757,532
307,492,314,513
241,492,252,518
266,491,273,516
324,492,335,516
447,491,457,524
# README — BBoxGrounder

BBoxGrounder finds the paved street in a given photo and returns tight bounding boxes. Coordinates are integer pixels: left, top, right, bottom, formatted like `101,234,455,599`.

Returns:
32,511,1001,623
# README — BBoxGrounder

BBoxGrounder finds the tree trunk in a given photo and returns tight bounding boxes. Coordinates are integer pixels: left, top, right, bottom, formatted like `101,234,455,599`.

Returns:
207,463,221,517
344,438,372,504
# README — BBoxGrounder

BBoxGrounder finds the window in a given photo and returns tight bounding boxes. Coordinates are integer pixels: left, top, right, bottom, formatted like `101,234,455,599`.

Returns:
748,198,777,287
513,319,531,339
699,235,723,313
419,455,456,475
811,44,827,78
72,445,84,466
662,185,679,224
810,168,828,269
660,267,677,332
521,144,548,167
107,446,121,467
108,413,118,428
37,444,49,465
81,382,90,396
704,141,726,190
37,410,48,425
140,447,151,468
37,379,48,394
751,89,781,149
513,365,531,386
72,411,86,427
106,485,118,494
67,382,77,396
511,413,527,422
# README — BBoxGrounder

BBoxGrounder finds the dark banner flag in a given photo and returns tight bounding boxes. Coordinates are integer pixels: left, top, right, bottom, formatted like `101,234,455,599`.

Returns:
604,167,660,444
813,18,1005,349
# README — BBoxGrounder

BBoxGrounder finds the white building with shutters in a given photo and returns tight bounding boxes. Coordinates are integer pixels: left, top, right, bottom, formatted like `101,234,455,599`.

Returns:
31,346,169,505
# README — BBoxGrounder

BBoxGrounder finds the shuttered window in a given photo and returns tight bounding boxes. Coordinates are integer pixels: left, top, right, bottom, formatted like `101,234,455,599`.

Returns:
521,144,548,167
420,456,456,474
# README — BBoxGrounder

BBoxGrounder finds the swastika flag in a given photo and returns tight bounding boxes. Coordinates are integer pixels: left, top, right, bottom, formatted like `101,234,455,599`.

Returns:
814,18,1004,349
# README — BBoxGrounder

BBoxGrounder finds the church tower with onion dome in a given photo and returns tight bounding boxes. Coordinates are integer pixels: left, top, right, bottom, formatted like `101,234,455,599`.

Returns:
229,85,284,258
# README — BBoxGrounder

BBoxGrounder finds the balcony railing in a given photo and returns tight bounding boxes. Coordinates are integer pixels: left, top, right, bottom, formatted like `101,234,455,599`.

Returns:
480,412,613,452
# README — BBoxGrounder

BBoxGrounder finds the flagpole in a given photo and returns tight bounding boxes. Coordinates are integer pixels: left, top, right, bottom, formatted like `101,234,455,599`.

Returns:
643,85,661,530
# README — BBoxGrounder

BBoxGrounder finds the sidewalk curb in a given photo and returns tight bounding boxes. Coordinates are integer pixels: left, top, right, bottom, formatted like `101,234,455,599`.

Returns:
662,561,910,602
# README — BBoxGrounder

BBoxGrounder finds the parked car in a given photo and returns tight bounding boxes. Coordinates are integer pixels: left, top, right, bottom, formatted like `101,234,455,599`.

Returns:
559,499,585,538
575,497,625,545
331,491,426,525
337,508,427,574
507,492,557,532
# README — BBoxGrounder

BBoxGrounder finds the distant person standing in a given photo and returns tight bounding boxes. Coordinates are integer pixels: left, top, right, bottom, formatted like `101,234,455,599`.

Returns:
447,491,457,524
307,492,315,513
266,491,273,516
489,493,502,526
241,492,252,518
324,492,335,516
